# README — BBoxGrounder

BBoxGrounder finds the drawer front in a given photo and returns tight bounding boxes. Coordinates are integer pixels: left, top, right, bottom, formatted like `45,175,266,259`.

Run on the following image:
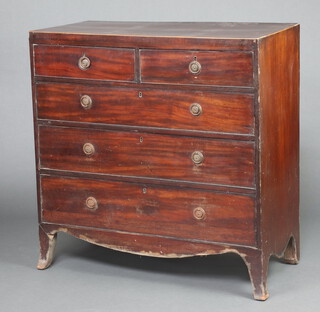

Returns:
39,126,255,188
41,175,256,246
37,83,254,135
34,45,135,81
140,50,253,86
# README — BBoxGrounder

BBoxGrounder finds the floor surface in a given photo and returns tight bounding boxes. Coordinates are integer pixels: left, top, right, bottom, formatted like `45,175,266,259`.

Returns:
1,204,319,312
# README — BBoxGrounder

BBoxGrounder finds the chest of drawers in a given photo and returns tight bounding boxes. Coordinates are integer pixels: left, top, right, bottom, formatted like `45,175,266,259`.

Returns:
29,21,300,300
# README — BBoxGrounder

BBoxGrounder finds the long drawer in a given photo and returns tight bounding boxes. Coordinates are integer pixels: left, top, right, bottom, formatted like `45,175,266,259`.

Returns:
41,175,256,246
38,126,255,188
36,83,254,135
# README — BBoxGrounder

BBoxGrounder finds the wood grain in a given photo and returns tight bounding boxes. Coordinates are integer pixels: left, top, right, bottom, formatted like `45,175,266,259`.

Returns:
31,21,297,39
30,21,297,52
39,126,256,188
37,225,57,270
258,26,300,259
140,50,253,86
41,175,256,246
41,223,260,258
29,21,300,300
36,83,254,135
34,45,135,81
30,33,254,52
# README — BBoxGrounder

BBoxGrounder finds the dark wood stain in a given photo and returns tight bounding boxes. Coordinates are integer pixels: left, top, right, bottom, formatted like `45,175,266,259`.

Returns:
39,126,255,188
258,26,300,261
32,21,297,39
39,170,257,195
34,76,256,94
36,83,254,135
29,21,300,300
41,223,260,257
34,45,135,81
140,50,253,87
31,33,255,51
30,21,297,52
41,175,256,246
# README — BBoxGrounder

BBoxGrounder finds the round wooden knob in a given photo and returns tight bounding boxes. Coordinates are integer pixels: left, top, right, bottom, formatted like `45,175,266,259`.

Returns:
86,197,98,210
191,151,204,164
78,55,91,70
193,207,206,220
80,95,92,109
190,103,202,116
189,60,201,75
83,143,95,156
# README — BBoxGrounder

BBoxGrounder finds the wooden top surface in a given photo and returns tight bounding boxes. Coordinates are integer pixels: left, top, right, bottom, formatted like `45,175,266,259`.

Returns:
31,21,298,39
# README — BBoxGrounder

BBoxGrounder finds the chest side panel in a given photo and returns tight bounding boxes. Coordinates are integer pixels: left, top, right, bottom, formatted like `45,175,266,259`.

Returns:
258,26,300,255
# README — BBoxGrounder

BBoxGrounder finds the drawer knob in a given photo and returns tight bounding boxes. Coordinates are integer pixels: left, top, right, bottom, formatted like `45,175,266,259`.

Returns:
86,197,98,210
190,103,202,116
191,151,204,165
78,55,91,70
193,207,206,220
189,60,201,75
80,95,93,109
83,143,95,156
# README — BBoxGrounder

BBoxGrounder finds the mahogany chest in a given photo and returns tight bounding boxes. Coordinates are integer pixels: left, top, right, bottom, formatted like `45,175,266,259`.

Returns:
29,21,300,300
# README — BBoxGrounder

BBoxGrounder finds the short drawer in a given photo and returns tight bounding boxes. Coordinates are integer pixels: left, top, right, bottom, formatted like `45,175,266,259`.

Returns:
41,175,256,246
140,50,253,86
33,45,135,81
39,126,255,188
36,83,254,135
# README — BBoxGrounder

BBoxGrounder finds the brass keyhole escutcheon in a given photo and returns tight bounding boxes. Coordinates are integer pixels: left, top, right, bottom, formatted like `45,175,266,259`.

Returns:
80,95,93,109
191,151,204,165
86,197,98,210
83,143,95,156
193,207,206,220
78,55,91,70
190,103,202,116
